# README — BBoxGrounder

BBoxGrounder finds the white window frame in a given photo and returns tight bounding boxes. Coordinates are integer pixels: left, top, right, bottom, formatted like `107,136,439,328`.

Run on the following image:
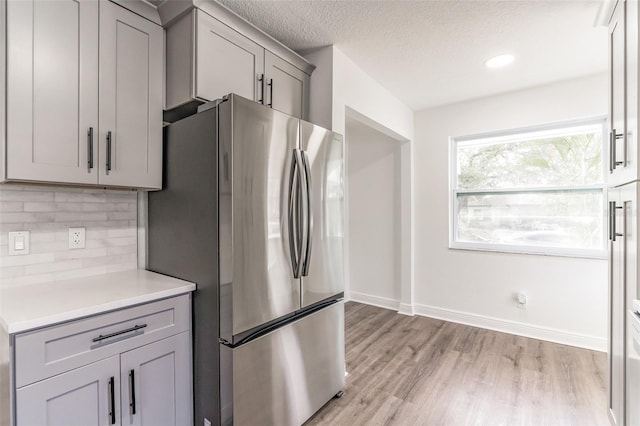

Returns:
449,117,608,259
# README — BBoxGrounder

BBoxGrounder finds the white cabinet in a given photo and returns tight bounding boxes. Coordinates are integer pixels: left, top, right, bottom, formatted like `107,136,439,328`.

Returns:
3,0,163,189
12,296,193,426
609,185,629,426
164,7,312,119
16,356,120,426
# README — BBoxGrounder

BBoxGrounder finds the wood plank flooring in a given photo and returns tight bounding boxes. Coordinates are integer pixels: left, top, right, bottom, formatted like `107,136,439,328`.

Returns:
306,302,609,426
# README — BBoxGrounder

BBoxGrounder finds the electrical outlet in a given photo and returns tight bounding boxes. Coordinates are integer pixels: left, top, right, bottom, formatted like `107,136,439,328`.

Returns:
68,227,86,249
516,291,527,308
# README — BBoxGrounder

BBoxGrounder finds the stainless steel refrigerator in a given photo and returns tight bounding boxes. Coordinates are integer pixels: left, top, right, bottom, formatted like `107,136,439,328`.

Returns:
148,93,345,426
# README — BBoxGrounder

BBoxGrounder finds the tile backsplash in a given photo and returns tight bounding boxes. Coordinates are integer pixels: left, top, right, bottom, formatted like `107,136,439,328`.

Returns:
0,184,138,288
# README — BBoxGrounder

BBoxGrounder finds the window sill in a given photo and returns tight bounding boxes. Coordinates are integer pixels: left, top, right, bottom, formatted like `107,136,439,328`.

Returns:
449,242,608,260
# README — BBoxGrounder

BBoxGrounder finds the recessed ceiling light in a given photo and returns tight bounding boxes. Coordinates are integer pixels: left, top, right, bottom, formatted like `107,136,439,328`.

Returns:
484,54,515,69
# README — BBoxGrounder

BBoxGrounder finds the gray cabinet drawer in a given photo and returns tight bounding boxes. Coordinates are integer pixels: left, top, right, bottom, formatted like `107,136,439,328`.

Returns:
15,294,190,388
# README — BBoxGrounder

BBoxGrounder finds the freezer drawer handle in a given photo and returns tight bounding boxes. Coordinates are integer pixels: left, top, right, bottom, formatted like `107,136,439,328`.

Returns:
92,324,147,343
301,150,313,276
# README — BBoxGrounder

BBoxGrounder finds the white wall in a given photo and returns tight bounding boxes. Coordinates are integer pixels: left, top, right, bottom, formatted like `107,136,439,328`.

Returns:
413,73,609,350
346,118,402,307
304,46,415,312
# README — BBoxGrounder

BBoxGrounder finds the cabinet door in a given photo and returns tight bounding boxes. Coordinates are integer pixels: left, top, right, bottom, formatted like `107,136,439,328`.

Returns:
265,51,310,119
99,1,163,189
609,187,626,426
16,356,120,426
120,332,192,426
609,0,628,185
6,0,98,184
195,10,264,103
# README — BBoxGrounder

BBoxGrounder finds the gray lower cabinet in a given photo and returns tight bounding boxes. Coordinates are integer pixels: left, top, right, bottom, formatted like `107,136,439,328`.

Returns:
16,356,120,426
120,333,192,426
11,296,193,426
3,0,163,189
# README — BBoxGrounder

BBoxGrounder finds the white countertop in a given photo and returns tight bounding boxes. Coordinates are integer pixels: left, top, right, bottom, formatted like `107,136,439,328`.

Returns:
1,270,196,334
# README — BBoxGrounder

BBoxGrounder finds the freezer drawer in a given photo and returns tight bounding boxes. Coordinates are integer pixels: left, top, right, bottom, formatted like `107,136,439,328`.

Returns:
220,301,345,426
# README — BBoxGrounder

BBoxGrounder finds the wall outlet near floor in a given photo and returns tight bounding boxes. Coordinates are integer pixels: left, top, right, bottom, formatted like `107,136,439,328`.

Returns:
68,227,86,249
516,292,527,308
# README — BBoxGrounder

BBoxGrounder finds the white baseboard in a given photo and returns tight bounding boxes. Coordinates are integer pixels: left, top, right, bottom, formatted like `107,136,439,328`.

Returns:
397,303,415,316
414,303,606,352
348,291,400,312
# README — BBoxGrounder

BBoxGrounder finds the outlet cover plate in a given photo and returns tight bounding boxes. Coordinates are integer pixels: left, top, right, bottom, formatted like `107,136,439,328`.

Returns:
68,227,86,249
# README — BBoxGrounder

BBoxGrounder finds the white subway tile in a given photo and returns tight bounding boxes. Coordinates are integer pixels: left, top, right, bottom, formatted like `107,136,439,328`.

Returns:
25,259,83,275
0,265,25,279
107,228,137,238
24,202,83,212
55,212,107,222
1,212,56,223
0,190,54,202
54,192,107,203
0,253,56,267
30,241,69,254
55,248,108,260
0,202,23,212
107,262,137,273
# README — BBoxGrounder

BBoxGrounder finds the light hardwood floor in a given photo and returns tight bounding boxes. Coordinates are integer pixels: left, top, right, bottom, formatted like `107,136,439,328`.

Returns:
306,302,609,426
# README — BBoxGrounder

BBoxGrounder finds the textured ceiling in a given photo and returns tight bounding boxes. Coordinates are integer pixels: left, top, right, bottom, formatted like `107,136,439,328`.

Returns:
217,0,608,111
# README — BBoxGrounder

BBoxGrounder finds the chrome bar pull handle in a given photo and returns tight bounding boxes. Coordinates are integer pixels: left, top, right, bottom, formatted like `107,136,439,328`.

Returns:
129,369,137,415
609,201,624,241
610,128,624,172
106,131,112,174
92,324,147,343
108,376,116,425
301,151,313,276
258,74,265,104
87,127,94,171
268,78,273,107
288,150,300,277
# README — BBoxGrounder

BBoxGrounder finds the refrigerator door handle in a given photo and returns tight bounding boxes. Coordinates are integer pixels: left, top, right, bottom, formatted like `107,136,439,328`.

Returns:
301,151,313,276
288,149,304,278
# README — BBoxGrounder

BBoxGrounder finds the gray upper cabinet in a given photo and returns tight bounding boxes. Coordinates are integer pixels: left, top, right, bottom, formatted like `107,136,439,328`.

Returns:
265,51,310,120
6,0,99,185
164,5,313,119
98,1,163,189
3,0,163,190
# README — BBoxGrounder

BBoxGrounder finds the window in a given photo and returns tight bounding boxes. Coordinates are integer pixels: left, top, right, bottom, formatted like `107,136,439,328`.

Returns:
450,119,606,257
